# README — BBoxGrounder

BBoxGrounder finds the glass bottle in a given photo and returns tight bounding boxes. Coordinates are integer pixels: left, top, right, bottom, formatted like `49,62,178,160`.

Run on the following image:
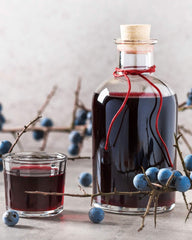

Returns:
92,25,178,214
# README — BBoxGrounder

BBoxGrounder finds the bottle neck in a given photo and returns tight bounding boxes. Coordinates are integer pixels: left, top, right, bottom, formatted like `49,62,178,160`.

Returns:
118,51,154,70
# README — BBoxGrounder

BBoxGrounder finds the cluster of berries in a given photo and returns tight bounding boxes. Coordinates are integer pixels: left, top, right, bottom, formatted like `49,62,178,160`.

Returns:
33,117,53,140
68,109,92,156
133,154,192,193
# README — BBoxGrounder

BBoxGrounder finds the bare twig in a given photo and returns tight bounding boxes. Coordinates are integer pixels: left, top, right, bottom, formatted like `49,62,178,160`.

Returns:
25,190,151,198
178,101,187,108
68,156,91,161
138,190,155,232
78,184,87,195
185,203,192,222
8,115,42,153
71,78,81,129
141,166,154,189
182,192,189,211
178,128,192,153
40,131,49,151
178,125,192,135
11,132,24,151
153,194,159,228
37,85,57,117
174,134,191,180
178,104,192,112
165,173,175,188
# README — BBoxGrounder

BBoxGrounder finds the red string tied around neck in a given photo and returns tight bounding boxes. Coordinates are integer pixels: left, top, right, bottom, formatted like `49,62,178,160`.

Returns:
104,65,173,168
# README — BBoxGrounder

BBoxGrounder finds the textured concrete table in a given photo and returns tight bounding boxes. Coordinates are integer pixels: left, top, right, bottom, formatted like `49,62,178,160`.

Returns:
1,156,192,240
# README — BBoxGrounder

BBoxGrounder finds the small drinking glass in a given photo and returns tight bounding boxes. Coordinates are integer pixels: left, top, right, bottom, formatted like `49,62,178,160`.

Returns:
3,152,67,217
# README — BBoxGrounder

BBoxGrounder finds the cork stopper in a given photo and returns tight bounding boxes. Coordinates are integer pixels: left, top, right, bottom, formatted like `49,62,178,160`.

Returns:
120,24,151,41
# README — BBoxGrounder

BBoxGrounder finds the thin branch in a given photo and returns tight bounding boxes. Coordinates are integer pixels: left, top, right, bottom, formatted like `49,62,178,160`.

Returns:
178,125,192,135
178,105,192,112
178,101,187,108
178,128,192,153
165,173,175,188
153,194,159,228
174,134,191,180
185,203,192,222
8,115,42,153
37,85,57,116
78,184,87,195
1,126,74,134
182,192,189,211
68,156,91,161
71,78,81,129
25,190,151,197
40,131,49,151
11,132,24,151
138,191,155,232
141,166,154,189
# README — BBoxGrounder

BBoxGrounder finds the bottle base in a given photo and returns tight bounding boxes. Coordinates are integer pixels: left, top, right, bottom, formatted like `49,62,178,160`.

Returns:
93,201,175,215
7,205,64,218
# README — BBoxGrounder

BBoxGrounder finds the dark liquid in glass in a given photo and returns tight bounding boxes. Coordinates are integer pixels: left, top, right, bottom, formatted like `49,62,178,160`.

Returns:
4,166,65,211
92,92,177,209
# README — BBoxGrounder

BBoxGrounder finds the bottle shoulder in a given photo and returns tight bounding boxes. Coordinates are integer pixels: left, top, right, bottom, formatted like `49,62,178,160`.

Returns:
95,74,175,97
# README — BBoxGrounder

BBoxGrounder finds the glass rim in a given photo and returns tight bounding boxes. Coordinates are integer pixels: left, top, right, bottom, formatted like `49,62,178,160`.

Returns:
115,39,158,45
2,151,67,164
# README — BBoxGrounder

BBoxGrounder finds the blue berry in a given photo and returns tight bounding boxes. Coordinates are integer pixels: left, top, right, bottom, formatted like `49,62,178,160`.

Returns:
2,210,19,226
145,167,159,183
89,207,104,223
40,117,53,127
68,143,79,155
85,123,92,136
0,103,2,112
133,173,149,191
0,158,3,171
175,176,191,192
184,154,192,171
33,130,44,140
0,114,5,124
0,122,3,131
74,118,86,126
79,172,92,187
76,109,87,122
69,131,82,144
187,89,192,101
86,111,92,120
170,170,182,187
186,98,192,106
0,140,12,154
157,168,172,185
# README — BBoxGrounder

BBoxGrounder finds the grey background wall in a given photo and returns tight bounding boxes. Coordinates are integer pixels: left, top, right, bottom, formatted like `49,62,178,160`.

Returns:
0,0,191,152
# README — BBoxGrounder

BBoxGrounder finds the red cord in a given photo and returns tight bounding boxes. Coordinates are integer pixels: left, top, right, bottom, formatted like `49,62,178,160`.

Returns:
104,73,131,151
104,65,173,168
139,74,173,168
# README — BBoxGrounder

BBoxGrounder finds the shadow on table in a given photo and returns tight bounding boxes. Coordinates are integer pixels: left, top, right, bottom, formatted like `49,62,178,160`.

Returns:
26,210,117,225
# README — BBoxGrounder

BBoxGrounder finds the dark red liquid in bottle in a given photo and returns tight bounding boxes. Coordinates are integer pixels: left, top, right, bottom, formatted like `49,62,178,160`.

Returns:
92,92,177,210
4,166,65,212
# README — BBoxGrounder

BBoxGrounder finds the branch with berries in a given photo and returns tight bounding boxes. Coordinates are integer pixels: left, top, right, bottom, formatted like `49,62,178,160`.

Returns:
0,80,92,166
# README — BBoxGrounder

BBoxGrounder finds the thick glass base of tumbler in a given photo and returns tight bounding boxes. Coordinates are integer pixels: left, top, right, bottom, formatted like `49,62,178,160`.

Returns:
7,205,64,218
93,201,175,215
